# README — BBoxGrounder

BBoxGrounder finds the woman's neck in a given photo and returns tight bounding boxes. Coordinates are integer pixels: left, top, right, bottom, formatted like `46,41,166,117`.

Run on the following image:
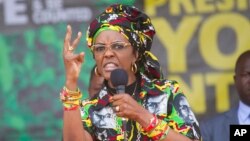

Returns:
106,80,137,96
107,73,137,88
105,73,138,96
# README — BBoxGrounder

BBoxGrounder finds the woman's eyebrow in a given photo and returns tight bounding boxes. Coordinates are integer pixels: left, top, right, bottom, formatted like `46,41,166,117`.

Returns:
95,41,124,44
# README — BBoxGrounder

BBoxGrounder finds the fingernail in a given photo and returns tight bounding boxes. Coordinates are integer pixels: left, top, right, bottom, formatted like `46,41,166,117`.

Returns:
78,32,82,36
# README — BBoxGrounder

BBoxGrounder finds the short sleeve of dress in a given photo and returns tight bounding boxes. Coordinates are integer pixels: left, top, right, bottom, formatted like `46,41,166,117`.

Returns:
80,99,97,135
163,80,201,140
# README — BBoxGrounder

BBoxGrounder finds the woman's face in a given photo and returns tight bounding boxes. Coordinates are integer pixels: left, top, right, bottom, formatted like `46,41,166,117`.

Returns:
93,30,138,84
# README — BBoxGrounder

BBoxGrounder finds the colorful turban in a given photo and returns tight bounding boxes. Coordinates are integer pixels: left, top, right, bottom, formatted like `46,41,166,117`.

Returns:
86,4,163,79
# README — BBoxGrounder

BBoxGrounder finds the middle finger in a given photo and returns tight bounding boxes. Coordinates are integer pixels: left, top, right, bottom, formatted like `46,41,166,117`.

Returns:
71,32,82,51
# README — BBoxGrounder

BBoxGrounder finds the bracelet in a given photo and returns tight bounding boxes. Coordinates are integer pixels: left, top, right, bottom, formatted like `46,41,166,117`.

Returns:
147,120,169,141
143,114,159,132
60,89,82,102
63,103,79,111
63,86,81,95
60,86,82,111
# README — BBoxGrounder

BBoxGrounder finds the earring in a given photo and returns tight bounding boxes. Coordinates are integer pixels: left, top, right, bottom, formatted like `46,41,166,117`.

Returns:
95,66,102,77
131,63,138,73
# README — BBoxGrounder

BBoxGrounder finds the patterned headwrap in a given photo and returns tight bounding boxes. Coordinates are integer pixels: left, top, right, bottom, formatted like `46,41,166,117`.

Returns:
86,4,163,79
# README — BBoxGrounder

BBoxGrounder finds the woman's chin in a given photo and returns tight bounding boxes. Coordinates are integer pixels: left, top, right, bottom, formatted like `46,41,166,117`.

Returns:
102,72,111,81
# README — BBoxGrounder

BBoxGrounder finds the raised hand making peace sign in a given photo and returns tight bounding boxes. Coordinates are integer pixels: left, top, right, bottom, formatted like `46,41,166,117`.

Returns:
63,25,84,89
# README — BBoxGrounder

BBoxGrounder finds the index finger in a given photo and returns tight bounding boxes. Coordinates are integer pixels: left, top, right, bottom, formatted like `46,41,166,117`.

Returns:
112,94,127,100
63,25,72,52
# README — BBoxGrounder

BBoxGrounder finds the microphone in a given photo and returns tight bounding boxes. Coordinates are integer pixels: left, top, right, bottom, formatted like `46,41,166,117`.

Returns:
110,68,128,93
110,69,128,141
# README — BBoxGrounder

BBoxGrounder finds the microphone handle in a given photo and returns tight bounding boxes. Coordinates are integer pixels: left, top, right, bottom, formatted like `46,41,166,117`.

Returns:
116,85,125,94
116,85,127,141
122,118,127,141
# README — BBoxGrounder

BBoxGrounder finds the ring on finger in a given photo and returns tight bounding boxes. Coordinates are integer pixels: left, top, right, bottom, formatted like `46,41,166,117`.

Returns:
115,106,120,112
68,46,74,51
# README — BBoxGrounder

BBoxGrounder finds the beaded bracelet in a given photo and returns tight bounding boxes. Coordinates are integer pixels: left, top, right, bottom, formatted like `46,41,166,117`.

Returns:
60,86,82,111
60,89,82,102
143,114,159,132
147,120,170,141
63,103,79,111
63,86,81,95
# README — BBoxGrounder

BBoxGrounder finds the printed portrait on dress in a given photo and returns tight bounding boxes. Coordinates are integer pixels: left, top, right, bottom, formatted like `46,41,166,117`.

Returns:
91,107,116,128
146,94,168,115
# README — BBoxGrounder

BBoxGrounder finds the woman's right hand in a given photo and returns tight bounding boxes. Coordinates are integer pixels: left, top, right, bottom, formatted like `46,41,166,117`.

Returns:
63,25,84,87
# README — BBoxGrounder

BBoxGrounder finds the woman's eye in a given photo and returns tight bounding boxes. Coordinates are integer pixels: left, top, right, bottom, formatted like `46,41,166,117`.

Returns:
112,43,124,50
95,46,105,52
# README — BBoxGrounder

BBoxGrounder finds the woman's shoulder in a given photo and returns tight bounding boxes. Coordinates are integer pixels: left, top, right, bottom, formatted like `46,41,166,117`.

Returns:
141,73,182,95
153,78,181,93
141,73,179,85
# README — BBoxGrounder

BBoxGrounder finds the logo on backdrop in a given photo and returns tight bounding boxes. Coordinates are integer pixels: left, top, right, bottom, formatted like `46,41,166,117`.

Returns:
1,0,92,25
230,125,250,141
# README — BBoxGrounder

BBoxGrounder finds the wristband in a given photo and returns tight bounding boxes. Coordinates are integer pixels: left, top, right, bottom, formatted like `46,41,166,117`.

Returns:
147,120,169,140
143,114,159,132
60,86,82,111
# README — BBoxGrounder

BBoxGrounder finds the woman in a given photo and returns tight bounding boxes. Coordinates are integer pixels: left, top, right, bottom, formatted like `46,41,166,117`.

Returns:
61,4,201,141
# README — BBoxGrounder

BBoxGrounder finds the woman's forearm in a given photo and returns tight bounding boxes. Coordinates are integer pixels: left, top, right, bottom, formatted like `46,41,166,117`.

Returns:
62,81,93,141
63,109,84,141
135,108,199,141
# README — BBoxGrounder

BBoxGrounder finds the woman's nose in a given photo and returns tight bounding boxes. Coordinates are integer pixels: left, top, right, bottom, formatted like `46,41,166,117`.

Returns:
103,47,115,57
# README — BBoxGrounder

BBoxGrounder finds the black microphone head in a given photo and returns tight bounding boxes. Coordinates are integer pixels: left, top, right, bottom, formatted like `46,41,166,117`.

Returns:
110,69,128,87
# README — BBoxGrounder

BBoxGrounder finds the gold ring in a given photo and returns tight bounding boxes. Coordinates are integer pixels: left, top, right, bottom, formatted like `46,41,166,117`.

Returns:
115,106,120,112
68,46,74,51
